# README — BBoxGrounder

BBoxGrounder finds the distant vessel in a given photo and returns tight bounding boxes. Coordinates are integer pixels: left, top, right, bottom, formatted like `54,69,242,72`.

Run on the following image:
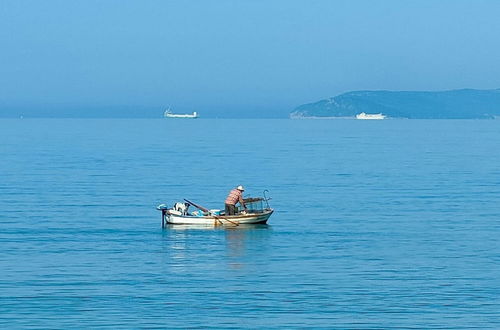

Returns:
164,109,198,118
356,112,386,120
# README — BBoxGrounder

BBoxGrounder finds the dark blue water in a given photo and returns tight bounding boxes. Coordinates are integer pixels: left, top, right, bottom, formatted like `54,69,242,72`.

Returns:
1,119,499,328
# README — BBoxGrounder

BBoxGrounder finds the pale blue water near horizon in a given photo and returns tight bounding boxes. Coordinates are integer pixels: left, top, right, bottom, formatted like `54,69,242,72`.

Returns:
1,118,499,328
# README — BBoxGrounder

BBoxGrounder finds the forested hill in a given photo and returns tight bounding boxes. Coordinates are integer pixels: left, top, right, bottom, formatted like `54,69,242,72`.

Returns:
291,89,500,119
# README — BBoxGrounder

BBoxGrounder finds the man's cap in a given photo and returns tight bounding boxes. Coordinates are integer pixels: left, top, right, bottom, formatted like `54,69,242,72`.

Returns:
237,185,245,191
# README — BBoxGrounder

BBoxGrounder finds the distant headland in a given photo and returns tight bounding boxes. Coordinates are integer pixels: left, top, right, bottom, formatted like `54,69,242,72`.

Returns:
291,89,500,119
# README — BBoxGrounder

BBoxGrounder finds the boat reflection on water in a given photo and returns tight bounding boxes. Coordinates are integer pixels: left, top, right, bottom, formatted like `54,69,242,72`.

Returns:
224,225,271,269
161,224,272,270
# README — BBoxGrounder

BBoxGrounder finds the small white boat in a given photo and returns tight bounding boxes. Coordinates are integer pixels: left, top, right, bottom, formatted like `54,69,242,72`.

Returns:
162,209,273,226
157,194,273,227
356,112,386,120
164,109,198,118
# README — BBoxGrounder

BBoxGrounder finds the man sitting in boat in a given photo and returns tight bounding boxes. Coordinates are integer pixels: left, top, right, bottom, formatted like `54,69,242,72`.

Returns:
224,185,247,216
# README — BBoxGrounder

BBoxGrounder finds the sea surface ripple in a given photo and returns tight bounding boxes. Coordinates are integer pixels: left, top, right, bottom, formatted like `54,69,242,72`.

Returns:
1,119,499,328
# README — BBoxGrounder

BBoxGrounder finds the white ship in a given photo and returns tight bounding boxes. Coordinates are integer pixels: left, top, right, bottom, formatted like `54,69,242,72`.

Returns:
164,109,198,118
356,112,386,120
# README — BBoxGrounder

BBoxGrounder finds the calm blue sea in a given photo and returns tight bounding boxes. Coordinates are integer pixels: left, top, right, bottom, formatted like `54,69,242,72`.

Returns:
1,118,499,328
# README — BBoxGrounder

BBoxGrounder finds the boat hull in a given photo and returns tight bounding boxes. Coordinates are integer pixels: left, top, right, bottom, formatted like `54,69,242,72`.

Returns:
165,209,273,225
165,114,198,118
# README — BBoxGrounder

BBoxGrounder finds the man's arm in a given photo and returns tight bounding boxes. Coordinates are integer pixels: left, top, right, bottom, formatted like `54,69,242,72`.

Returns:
239,193,246,209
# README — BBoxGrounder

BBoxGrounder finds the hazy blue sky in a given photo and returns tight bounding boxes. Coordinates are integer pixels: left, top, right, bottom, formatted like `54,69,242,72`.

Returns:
1,0,500,117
